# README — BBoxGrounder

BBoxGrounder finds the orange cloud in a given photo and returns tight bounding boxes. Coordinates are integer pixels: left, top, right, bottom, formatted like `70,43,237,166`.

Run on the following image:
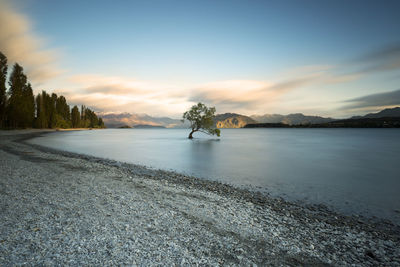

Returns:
0,1,62,85
57,63,363,117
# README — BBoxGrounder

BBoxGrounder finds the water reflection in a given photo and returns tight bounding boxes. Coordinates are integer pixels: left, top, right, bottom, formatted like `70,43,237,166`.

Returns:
188,138,219,175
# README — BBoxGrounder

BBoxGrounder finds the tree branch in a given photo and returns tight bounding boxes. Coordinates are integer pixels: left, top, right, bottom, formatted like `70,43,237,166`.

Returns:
198,129,213,135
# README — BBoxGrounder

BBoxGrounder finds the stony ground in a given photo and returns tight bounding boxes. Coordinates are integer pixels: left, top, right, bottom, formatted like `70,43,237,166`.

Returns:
0,131,399,266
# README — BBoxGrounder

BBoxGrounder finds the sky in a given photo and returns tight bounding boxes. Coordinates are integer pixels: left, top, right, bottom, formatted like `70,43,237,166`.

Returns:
1,0,400,118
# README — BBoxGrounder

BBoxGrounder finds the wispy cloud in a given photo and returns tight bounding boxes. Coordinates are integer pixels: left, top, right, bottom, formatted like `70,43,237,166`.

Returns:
57,45,398,117
187,67,361,114
69,74,185,97
0,1,62,85
188,78,312,113
57,74,190,116
355,44,400,74
59,63,364,116
342,88,400,110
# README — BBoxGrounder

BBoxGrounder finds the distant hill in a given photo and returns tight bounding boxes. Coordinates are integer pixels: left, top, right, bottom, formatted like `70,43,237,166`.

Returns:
214,113,257,128
101,113,186,128
133,124,166,129
324,117,400,127
250,114,285,123
102,112,257,129
357,107,400,119
245,107,400,128
101,107,400,129
244,123,289,128
251,113,334,125
245,117,400,128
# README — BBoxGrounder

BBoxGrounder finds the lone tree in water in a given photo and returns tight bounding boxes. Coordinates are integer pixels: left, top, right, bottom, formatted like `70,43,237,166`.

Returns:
182,102,221,139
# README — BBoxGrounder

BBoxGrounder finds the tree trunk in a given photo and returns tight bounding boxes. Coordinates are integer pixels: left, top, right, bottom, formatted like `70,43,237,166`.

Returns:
188,129,195,139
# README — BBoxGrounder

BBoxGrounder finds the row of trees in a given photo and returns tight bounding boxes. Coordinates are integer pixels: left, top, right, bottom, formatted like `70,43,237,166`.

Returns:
0,51,104,129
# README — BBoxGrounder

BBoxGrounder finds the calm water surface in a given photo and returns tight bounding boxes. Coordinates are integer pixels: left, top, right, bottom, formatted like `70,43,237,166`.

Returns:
29,128,400,223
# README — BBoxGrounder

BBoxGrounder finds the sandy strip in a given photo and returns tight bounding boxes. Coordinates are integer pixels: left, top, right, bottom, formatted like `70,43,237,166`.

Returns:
0,130,399,266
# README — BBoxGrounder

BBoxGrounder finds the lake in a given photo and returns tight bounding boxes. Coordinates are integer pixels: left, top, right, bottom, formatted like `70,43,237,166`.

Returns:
28,128,400,224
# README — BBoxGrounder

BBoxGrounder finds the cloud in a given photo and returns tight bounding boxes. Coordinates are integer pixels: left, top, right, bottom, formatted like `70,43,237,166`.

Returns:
187,70,346,113
356,44,400,73
343,89,400,110
188,78,303,112
62,91,190,117
69,74,187,97
0,1,62,85
60,63,361,116
188,80,272,112
56,44,400,117
360,44,400,63
62,77,286,116
57,74,191,116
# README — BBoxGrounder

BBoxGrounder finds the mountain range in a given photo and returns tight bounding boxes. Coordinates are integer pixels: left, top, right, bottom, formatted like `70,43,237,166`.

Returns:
99,107,400,128
100,113,186,128
351,107,400,119
250,113,334,125
214,113,257,128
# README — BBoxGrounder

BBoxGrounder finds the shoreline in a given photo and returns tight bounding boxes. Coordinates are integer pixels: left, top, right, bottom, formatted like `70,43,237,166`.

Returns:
1,130,399,265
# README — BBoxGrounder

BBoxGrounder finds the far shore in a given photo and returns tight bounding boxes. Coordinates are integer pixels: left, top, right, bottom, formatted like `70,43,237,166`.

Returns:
0,128,105,135
56,127,105,131
0,130,399,265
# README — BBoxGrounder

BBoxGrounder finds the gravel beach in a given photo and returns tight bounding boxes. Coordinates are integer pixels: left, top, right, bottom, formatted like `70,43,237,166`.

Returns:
0,130,399,266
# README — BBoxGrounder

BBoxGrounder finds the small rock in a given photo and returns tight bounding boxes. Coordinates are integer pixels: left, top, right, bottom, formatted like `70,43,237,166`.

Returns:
365,250,376,260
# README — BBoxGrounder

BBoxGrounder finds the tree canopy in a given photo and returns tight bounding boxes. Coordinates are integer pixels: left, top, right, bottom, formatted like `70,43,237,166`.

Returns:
0,51,105,129
7,63,34,128
182,102,220,139
0,52,8,128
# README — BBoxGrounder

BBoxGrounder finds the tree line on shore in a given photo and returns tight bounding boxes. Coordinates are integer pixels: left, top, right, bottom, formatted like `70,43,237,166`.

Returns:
0,51,104,129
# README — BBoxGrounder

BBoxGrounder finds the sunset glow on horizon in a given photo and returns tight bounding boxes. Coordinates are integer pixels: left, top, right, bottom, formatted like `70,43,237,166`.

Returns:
1,0,400,118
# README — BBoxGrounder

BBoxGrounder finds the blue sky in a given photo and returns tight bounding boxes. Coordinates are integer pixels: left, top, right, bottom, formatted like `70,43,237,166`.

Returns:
1,0,400,117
